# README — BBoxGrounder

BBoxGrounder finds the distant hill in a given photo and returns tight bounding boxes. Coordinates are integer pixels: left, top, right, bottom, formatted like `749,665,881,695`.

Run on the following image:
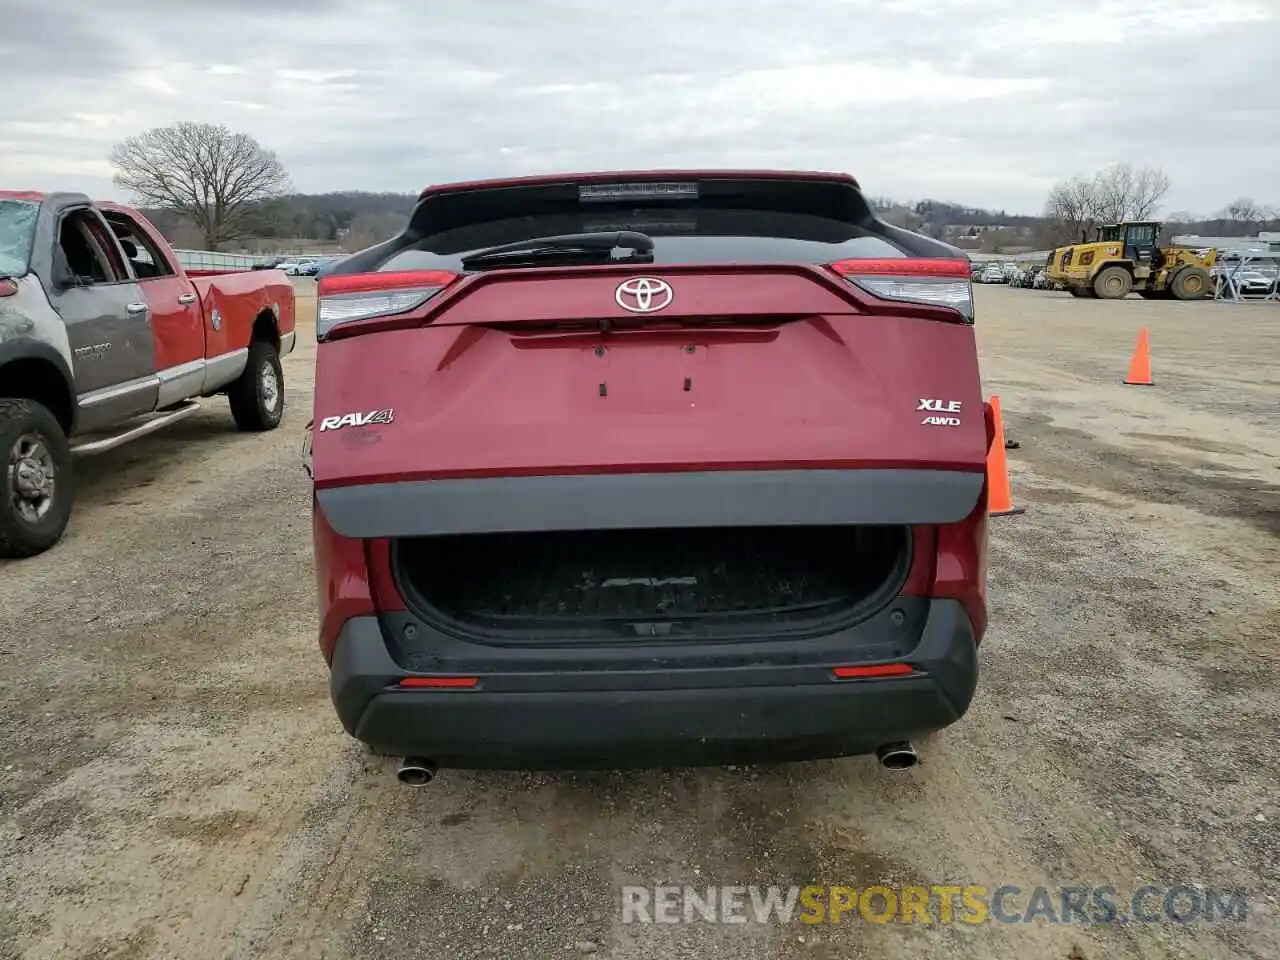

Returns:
141,191,1279,256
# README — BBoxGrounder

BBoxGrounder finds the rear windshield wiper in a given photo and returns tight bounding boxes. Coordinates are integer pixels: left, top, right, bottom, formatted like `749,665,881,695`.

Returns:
460,231,654,269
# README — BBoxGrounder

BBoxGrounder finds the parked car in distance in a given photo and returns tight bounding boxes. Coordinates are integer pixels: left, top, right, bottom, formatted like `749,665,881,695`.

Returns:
1217,267,1278,297
298,258,336,277
980,264,1005,283
313,257,345,278
278,259,321,276
1011,266,1044,288
0,190,297,557
308,169,994,781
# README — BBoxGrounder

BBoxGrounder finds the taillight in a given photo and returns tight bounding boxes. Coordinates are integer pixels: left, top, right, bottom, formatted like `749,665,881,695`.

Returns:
316,270,458,340
829,258,974,323
0,278,18,298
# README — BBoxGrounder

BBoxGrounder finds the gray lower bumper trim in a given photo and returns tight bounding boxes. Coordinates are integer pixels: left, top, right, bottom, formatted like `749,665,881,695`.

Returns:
315,468,985,538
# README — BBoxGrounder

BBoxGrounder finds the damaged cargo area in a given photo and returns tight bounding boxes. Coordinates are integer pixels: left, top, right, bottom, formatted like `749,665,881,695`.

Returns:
392,524,912,641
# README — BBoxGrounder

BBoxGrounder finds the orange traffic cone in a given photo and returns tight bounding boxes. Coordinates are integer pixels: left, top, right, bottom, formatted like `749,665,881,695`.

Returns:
1124,328,1153,385
987,395,1025,517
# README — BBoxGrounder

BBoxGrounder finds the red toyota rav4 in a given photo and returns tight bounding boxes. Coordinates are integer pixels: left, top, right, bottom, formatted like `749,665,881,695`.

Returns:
308,171,993,783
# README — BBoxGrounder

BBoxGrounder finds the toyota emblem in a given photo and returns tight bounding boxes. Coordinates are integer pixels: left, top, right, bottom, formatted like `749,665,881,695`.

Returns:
615,277,674,313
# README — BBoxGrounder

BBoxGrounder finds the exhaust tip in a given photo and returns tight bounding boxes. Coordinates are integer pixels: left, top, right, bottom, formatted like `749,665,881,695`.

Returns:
875,741,918,770
397,758,438,787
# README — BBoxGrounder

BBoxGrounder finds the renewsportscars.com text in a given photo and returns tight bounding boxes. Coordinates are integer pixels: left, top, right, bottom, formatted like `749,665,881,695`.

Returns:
620,884,1248,926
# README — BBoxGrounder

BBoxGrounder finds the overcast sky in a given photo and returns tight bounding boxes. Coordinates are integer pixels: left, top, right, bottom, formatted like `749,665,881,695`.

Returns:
3,0,1277,216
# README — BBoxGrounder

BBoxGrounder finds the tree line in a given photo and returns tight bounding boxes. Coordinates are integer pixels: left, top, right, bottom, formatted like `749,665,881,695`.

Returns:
109,123,1280,255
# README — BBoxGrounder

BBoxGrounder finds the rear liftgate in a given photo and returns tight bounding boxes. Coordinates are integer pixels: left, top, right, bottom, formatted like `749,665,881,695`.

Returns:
312,255,987,780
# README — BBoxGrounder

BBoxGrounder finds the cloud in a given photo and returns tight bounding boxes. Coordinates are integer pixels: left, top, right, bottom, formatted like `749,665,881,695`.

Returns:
1,0,1276,215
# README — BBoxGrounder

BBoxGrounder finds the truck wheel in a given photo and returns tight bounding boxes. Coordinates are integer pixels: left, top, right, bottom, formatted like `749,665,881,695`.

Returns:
1093,266,1133,299
228,341,285,431
0,398,73,559
1170,266,1210,301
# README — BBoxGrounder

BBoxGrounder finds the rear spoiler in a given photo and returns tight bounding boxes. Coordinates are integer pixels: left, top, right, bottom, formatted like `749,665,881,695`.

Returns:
407,171,875,238
418,169,860,200
334,170,964,278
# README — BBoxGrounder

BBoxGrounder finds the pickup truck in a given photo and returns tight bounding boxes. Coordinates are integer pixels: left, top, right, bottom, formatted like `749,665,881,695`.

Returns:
0,191,297,558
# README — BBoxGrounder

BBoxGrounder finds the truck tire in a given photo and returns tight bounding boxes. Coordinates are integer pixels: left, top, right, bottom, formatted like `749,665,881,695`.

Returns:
1170,266,1210,301
228,340,285,431
1093,265,1133,299
0,398,73,559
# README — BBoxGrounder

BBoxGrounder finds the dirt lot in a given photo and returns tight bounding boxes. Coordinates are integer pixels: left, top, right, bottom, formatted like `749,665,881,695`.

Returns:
1,284,1276,960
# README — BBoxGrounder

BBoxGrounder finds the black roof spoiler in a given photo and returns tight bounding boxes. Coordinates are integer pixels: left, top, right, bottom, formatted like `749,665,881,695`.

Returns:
408,171,873,238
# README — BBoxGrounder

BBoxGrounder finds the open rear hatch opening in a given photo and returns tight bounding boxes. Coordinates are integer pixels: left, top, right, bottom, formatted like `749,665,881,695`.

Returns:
392,524,912,644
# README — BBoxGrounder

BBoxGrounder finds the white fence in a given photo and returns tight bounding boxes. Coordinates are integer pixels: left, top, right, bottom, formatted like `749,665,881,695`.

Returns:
171,249,340,271
172,249,280,271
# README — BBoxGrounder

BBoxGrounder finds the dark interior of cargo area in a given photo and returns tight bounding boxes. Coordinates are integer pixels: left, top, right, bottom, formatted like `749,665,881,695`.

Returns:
393,525,911,642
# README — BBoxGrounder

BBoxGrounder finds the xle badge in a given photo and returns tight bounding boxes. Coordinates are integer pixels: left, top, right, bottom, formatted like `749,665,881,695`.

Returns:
918,398,961,427
318,408,395,431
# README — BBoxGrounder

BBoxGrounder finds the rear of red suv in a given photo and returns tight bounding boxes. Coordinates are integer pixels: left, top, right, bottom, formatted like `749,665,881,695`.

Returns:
308,170,993,780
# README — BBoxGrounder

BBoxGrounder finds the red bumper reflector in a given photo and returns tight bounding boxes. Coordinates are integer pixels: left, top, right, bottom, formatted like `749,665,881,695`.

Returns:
831,663,916,680
397,676,480,689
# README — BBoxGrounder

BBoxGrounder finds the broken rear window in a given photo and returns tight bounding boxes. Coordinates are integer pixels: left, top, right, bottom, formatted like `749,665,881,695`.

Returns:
0,199,39,277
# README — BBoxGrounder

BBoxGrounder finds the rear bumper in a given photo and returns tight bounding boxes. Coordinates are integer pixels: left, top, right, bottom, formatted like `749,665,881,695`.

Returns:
280,330,297,357
327,599,979,769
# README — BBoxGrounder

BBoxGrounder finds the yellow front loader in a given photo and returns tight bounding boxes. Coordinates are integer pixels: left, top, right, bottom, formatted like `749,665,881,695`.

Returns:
1045,221,1215,300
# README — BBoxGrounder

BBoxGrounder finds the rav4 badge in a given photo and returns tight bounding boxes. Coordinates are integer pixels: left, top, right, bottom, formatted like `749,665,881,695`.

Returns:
318,408,395,431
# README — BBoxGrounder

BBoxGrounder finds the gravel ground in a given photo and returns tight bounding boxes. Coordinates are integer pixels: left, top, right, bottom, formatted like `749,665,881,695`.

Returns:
0,284,1276,960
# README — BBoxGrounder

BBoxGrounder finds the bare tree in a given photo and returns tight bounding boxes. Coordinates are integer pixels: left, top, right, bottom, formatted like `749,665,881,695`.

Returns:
1093,163,1170,221
1043,163,1171,244
880,204,923,231
1130,166,1171,219
110,122,291,250
979,228,1022,254
1217,197,1267,224
342,212,407,252
1043,175,1104,245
